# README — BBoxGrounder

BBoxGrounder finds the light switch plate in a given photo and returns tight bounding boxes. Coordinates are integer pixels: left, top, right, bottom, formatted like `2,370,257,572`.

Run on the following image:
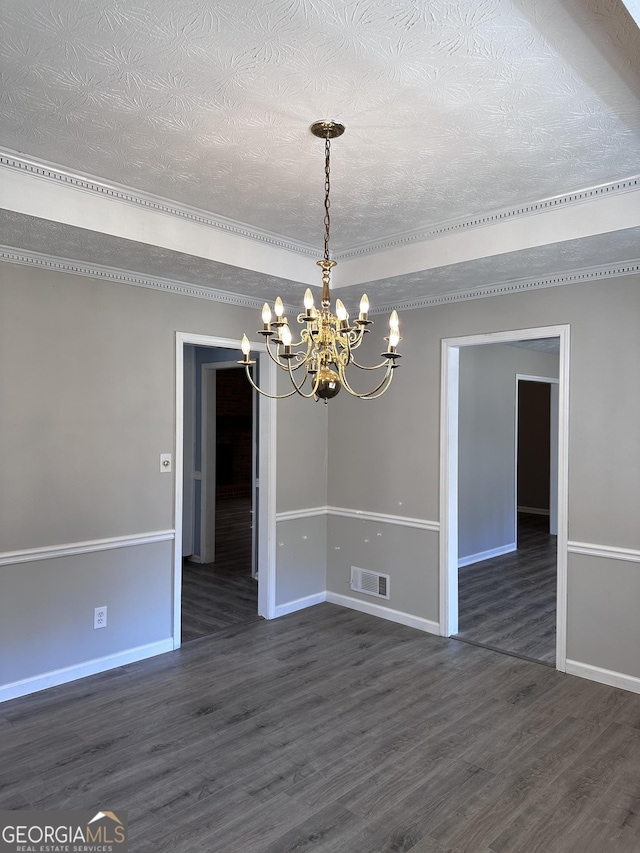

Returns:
160,453,172,473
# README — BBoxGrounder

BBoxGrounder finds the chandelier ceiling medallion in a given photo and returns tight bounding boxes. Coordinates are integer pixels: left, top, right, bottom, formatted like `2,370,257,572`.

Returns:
239,120,401,403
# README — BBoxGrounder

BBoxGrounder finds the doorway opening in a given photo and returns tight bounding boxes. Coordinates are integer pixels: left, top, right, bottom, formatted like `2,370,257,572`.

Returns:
439,326,570,671
173,333,276,649
181,349,258,642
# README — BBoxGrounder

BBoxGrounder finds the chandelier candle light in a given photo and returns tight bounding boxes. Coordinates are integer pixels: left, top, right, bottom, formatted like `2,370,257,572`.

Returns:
239,120,402,403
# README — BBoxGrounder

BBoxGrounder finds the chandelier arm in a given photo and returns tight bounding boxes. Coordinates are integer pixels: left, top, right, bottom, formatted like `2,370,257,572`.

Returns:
336,331,353,366
289,353,313,372
337,361,396,399
286,358,322,399
264,337,290,368
349,357,393,371
355,373,397,400
347,329,366,349
339,326,366,360
243,365,299,400
345,369,396,400
283,327,309,349
264,336,308,371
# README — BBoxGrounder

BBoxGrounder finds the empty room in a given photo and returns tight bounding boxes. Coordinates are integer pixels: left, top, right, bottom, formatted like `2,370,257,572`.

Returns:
1,1,639,851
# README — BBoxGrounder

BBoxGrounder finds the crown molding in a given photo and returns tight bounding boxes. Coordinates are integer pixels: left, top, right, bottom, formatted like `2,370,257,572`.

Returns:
368,259,640,314
3,247,638,315
0,148,319,259
2,148,637,263
336,177,640,261
0,246,267,309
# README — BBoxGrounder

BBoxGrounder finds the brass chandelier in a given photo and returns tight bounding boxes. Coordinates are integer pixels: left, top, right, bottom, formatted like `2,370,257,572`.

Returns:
239,120,401,403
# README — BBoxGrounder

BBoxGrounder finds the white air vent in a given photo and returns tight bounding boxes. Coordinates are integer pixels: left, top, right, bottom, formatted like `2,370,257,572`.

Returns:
351,567,390,599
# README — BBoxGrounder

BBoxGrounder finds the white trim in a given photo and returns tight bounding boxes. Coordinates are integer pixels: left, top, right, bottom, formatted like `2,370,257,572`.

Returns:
0,639,174,704
274,592,327,617
518,507,550,516
439,342,459,636
5,248,638,317
367,261,640,313
0,150,318,257
0,530,175,567
327,506,440,531
442,326,569,349
458,542,516,568
276,507,328,523
0,246,267,309
565,659,640,695
440,324,570,673
327,592,440,635
556,326,571,671
174,333,277,647
259,353,278,621
336,179,640,260
2,149,635,263
567,541,640,563
515,374,559,385
275,506,440,530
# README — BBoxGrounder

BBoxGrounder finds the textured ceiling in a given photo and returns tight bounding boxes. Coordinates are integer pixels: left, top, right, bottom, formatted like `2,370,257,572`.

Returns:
1,0,639,302
3,209,639,310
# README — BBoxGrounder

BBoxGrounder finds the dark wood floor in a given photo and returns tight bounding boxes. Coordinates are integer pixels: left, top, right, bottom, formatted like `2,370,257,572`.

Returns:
456,513,557,665
1,604,639,852
182,497,259,643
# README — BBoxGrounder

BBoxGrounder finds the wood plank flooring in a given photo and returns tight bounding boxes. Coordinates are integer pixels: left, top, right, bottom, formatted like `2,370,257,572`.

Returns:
182,497,259,642
2,604,639,852
456,513,557,665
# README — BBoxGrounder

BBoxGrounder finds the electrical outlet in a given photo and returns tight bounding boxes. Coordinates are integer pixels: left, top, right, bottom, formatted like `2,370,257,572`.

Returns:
94,606,107,629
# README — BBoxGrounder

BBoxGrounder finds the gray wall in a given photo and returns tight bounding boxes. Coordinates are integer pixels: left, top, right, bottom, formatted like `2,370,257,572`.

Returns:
327,275,640,679
458,343,558,561
2,261,639,691
0,261,326,689
275,373,328,606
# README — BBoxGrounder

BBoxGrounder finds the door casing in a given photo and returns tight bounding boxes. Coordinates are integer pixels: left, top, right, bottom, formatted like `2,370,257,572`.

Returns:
439,325,570,671
174,332,276,647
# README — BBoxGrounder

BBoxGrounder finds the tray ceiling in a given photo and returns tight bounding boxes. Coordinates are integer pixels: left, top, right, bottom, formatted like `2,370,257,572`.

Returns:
1,0,639,305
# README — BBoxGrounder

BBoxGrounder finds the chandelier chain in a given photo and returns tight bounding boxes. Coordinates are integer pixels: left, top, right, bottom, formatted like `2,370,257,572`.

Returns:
238,119,401,404
324,137,331,263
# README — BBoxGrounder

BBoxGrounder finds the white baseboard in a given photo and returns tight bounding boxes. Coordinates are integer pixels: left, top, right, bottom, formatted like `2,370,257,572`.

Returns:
0,638,174,704
458,542,516,568
274,592,327,617
517,506,550,516
565,659,640,695
327,592,440,636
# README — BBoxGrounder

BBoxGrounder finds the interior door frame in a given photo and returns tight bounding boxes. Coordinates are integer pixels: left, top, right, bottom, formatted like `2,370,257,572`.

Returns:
439,325,570,671
174,332,277,647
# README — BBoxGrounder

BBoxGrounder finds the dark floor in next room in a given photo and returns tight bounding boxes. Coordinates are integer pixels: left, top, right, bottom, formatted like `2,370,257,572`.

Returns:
181,497,259,642
456,512,557,665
